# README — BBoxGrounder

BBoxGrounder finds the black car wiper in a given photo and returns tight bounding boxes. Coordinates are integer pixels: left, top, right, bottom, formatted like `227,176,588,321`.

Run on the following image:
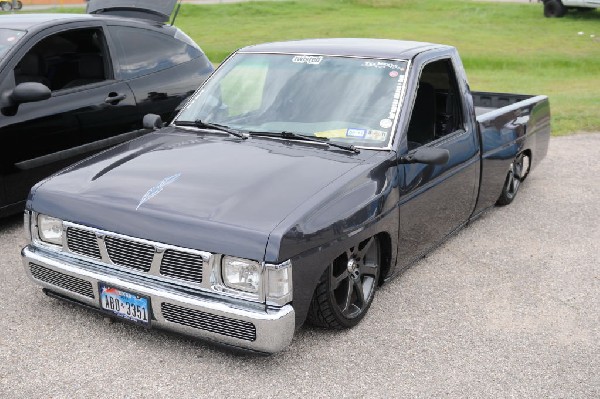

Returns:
174,120,249,139
248,131,360,154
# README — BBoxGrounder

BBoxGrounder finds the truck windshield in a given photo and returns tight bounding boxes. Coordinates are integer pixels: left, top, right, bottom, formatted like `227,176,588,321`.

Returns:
0,29,26,60
176,53,408,149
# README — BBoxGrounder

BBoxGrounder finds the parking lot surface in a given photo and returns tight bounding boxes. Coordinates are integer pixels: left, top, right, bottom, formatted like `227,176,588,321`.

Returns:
1,133,598,398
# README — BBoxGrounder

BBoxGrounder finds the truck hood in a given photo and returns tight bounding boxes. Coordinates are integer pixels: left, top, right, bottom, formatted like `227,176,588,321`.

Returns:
30,128,371,261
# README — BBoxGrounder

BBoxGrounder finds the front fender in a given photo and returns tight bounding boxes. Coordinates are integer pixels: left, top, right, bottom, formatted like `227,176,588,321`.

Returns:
266,152,400,328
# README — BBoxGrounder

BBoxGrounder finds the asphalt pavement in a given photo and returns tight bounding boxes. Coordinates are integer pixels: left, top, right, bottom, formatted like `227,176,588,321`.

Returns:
0,133,599,398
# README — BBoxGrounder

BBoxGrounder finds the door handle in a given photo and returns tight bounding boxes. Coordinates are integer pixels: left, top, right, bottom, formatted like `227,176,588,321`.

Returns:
105,92,127,104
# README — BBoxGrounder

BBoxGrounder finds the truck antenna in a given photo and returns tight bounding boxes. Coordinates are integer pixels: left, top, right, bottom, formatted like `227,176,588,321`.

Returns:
171,0,183,26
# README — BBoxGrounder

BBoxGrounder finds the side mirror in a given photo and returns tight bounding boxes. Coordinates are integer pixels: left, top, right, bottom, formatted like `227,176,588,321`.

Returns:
2,82,51,107
143,113,163,130
398,146,450,165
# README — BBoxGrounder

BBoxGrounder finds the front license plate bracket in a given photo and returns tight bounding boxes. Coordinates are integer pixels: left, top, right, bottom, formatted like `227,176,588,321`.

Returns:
98,283,151,327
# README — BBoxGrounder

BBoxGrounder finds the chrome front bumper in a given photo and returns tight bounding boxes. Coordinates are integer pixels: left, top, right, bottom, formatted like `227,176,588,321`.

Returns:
22,245,295,354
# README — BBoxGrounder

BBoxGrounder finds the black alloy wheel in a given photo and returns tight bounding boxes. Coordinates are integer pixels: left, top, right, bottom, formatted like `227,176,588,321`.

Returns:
544,0,567,17
307,236,381,329
497,153,529,206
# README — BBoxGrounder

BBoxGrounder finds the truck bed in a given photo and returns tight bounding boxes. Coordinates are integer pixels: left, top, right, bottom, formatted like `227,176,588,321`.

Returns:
472,91,535,117
471,91,551,215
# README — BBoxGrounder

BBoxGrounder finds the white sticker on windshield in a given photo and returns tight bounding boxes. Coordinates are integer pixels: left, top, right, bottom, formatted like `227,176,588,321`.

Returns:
292,55,323,65
346,128,366,138
387,75,405,120
366,130,387,141
380,119,393,129
362,61,403,70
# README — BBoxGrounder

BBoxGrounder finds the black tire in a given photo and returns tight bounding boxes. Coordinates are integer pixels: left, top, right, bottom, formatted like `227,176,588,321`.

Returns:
496,153,530,206
15,1,22,10
544,0,567,18
307,236,381,329
0,2,13,12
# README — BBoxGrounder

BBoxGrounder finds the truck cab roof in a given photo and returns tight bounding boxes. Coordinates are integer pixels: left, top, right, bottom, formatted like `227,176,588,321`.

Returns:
240,38,451,60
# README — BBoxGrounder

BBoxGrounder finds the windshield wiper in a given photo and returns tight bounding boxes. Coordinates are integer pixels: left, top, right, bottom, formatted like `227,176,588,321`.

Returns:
248,131,360,154
174,120,248,140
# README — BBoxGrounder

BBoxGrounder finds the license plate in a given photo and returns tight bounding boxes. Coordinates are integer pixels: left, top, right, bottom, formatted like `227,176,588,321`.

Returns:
99,283,150,326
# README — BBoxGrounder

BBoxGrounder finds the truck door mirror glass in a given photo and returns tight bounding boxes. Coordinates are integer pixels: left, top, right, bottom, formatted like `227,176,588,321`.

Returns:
399,146,450,165
7,82,51,105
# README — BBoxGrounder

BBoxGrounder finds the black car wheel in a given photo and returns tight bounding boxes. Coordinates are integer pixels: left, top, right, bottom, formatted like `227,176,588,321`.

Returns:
0,1,13,11
544,0,567,17
15,1,22,10
497,153,529,206
307,236,381,329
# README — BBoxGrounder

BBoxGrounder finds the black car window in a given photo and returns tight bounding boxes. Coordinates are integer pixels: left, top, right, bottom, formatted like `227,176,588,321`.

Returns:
13,28,110,91
108,26,202,80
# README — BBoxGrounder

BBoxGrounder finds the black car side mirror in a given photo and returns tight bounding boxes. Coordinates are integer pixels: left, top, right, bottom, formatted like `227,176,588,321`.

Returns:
143,113,163,130
12,82,51,104
2,82,51,107
397,146,450,165
1,82,51,116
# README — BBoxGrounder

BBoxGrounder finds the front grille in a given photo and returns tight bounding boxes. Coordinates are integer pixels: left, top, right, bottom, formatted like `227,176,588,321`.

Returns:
105,236,153,272
66,227,101,259
161,303,256,342
63,224,208,286
160,249,203,284
30,263,94,298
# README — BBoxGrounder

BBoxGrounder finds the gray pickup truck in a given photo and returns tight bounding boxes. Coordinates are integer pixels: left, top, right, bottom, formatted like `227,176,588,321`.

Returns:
22,39,550,353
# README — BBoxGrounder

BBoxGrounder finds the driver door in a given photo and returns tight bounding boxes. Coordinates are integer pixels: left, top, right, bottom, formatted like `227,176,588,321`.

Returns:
396,56,480,267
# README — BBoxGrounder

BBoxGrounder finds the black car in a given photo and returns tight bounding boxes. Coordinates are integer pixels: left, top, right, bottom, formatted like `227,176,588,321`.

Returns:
0,0,213,216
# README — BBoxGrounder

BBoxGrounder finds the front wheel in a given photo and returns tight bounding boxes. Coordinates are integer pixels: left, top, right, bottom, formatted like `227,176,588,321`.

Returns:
15,1,23,10
544,0,567,17
307,236,381,329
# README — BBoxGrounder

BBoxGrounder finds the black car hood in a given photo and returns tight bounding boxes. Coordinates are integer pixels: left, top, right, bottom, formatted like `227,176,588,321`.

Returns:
30,128,373,261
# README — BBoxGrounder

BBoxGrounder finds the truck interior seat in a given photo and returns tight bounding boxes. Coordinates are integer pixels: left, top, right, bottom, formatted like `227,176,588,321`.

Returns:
406,82,436,147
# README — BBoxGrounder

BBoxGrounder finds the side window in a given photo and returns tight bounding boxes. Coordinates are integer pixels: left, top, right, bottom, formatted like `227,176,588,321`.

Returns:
14,28,110,91
108,26,202,80
406,59,464,149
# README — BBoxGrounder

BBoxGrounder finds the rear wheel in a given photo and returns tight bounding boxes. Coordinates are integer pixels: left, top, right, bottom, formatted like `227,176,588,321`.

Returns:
15,1,22,10
307,236,381,329
544,0,567,17
497,153,530,206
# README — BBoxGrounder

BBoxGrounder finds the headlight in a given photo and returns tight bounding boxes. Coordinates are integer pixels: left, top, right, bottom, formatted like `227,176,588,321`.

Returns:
222,256,261,293
37,214,63,246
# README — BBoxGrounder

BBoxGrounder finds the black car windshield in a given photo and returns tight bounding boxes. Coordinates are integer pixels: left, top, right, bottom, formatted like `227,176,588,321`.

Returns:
176,53,408,149
0,29,26,60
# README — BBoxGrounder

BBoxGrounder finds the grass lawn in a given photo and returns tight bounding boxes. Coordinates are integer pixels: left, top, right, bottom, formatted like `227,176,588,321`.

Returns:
48,0,600,134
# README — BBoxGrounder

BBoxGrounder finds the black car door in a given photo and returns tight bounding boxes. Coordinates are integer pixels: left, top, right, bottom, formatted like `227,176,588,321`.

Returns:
0,23,136,208
396,56,480,267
